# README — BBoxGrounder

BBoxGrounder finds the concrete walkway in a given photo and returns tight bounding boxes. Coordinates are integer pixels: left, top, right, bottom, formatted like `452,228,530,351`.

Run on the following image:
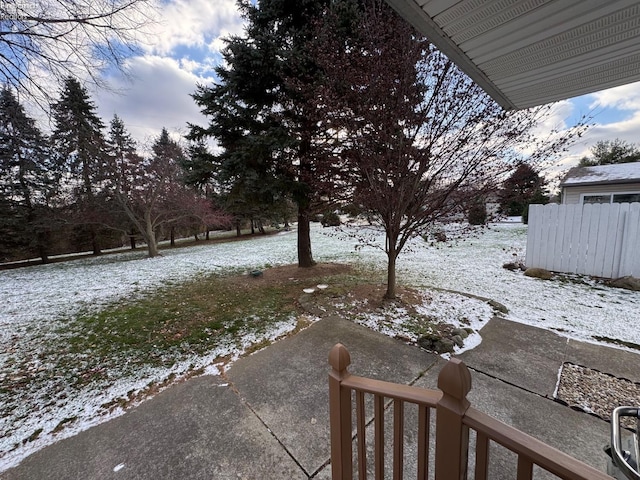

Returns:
3,316,640,479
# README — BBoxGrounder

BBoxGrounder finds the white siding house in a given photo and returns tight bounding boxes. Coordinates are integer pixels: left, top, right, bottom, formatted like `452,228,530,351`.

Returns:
559,163,640,205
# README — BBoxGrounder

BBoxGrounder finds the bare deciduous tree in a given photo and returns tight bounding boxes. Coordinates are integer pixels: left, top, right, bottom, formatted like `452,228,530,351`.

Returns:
105,126,230,258
0,0,154,108
315,0,588,299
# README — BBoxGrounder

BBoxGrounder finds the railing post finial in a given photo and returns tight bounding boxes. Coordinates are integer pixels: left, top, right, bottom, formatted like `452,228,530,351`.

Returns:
329,343,351,377
328,343,353,480
437,357,472,413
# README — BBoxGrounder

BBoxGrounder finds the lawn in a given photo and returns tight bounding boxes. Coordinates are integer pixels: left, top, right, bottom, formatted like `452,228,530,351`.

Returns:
1,220,639,471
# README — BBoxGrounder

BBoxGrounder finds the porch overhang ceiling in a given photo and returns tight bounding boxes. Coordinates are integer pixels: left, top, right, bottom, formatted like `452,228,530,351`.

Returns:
385,0,640,110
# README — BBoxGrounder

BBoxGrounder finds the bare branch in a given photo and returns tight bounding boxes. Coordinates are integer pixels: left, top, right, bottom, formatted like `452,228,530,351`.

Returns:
0,0,157,108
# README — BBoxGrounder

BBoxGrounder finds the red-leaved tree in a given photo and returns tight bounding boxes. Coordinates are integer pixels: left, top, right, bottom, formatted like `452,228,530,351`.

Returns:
106,124,230,257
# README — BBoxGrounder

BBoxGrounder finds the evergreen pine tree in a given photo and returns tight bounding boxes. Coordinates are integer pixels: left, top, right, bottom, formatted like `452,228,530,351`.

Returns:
105,114,143,247
0,86,53,262
51,77,107,255
498,163,549,218
188,0,332,267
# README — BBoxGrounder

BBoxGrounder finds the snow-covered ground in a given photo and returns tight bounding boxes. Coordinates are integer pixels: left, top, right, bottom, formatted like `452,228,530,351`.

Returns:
1,220,639,471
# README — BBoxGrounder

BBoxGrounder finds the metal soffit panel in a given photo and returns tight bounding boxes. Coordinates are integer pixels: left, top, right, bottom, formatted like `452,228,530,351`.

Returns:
385,0,640,110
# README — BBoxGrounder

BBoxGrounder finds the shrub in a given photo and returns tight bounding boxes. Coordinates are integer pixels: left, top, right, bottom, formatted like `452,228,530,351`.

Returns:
321,211,341,227
468,202,487,225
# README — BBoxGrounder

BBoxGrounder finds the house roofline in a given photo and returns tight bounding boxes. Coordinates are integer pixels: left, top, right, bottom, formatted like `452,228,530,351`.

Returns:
560,179,640,188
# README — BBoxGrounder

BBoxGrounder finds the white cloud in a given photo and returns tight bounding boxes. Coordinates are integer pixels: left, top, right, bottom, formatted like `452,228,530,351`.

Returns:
94,55,214,145
556,107,640,168
588,81,640,111
142,0,245,56
531,100,575,136
537,81,640,184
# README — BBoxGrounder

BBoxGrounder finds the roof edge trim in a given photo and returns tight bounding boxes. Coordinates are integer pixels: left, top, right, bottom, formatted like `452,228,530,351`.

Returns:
385,0,518,110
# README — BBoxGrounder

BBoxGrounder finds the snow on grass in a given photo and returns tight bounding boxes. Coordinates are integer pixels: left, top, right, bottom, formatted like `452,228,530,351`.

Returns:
1,220,639,471
392,222,640,347
351,289,493,355
415,290,494,354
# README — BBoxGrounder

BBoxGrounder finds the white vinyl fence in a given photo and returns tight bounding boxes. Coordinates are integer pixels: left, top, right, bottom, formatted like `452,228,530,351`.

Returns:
526,202,640,278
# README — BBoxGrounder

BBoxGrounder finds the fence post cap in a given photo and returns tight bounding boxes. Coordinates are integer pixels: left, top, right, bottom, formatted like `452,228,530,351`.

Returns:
329,343,351,373
438,357,472,402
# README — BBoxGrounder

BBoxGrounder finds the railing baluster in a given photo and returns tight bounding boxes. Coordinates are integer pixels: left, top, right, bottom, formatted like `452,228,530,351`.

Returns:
393,399,404,480
356,390,367,480
417,405,430,480
475,431,489,480
517,455,533,480
374,394,384,479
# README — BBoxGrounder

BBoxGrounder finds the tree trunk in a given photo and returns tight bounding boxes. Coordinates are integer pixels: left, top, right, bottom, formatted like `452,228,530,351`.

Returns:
30,209,49,264
258,219,265,234
384,233,398,299
90,225,101,255
250,219,255,234
170,226,175,247
144,212,159,257
236,219,241,237
206,229,210,240
297,124,315,268
384,252,397,299
129,229,136,249
297,206,315,268
37,231,49,264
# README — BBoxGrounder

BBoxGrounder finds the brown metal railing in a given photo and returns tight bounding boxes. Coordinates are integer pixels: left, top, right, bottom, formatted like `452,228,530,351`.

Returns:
328,343,612,480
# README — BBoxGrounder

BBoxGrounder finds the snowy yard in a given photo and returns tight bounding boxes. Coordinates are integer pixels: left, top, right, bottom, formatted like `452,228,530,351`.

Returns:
1,220,639,471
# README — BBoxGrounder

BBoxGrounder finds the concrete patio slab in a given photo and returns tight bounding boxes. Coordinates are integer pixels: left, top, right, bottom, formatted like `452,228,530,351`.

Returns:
226,316,440,477
565,339,640,383
457,317,568,397
2,375,307,480
3,314,635,480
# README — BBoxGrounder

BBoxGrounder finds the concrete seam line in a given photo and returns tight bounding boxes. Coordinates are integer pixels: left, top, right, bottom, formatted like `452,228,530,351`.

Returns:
227,385,311,478
467,365,556,401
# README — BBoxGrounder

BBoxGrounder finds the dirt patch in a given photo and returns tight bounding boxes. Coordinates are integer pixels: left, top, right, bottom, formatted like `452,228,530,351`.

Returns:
229,262,355,287
335,284,424,314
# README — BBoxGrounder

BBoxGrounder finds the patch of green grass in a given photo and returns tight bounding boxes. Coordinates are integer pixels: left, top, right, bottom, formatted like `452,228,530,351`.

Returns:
44,265,379,389
55,274,300,373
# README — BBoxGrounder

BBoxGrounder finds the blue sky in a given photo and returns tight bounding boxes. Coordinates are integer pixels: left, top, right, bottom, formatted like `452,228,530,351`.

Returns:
87,0,640,178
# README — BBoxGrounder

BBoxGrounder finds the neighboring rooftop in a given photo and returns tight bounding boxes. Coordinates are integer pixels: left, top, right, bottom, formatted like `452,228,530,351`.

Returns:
560,163,640,187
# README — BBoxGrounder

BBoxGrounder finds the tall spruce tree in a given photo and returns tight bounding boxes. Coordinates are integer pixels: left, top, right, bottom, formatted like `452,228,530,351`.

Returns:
104,114,143,247
0,86,52,262
188,0,332,267
51,77,107,255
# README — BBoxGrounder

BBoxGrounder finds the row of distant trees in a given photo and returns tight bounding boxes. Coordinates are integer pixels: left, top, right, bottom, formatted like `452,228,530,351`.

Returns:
0,79,232,262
